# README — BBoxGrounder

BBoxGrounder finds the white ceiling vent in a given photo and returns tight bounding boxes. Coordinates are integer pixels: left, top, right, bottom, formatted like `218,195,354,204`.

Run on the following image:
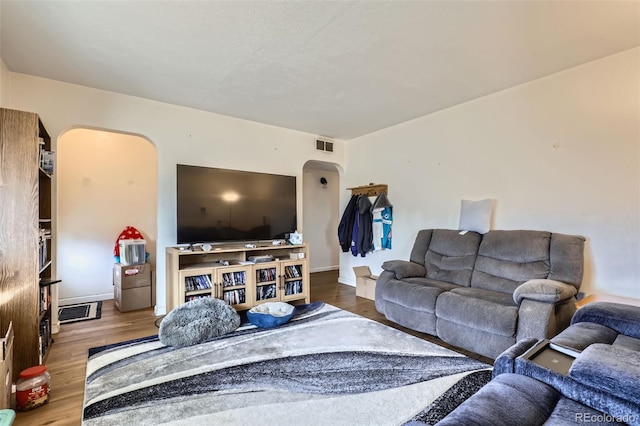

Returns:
316,138,334,153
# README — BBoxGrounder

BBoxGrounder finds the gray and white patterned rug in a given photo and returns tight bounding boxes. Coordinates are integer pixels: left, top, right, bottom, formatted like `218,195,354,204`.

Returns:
83,303,491,425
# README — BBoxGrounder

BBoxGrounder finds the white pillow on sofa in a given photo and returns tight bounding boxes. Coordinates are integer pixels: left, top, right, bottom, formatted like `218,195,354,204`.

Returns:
459,199,493,234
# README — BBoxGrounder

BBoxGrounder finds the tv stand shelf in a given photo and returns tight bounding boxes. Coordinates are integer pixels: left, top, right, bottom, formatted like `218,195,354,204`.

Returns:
166,243,310,312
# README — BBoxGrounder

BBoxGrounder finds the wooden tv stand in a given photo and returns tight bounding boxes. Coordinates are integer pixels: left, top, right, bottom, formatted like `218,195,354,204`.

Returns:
166,242,310,312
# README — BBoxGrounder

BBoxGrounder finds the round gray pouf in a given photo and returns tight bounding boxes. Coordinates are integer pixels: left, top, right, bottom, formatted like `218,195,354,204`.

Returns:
159,297,241,347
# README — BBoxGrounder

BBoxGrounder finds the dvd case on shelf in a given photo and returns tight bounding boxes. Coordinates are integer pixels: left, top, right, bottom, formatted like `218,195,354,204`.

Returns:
184,274,212,292
223,289,246,305
256,284,277,301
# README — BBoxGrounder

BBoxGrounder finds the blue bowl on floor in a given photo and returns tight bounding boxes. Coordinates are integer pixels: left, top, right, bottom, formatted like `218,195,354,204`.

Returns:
247,302,295,328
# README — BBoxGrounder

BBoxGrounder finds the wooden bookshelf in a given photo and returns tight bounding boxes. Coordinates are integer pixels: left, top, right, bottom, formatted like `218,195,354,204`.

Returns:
166,243,310,312
0,108,58,376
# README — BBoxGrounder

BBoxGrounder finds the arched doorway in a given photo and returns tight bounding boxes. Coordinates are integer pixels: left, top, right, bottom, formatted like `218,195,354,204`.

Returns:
57,128,158,305
302,160,341,273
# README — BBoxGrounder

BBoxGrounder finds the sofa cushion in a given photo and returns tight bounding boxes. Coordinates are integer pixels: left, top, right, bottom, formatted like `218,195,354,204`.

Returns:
548,233,586,287
613,334,640,352
551,322,618,352
436,288,518,337
450,287,517,306
383,279,446,313
570,343,640,407
409,229,433,265
424,229,481,287
471,230,551,294
403,277,460,291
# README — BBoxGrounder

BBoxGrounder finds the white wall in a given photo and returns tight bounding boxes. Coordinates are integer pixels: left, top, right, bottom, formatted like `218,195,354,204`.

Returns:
0,58,11,107
57,129,157,304
303,163,340,272
5,47,638,307
342,48,640,299
5,74,347,315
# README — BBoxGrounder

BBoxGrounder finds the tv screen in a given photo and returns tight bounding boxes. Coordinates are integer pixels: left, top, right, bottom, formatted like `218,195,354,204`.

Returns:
176,165,297,244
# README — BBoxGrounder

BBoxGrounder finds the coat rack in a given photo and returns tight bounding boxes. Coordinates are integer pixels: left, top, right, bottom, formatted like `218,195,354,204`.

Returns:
347,183,388,197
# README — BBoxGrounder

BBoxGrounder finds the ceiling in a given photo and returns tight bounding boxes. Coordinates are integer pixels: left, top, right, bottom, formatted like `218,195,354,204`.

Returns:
1,1,639,140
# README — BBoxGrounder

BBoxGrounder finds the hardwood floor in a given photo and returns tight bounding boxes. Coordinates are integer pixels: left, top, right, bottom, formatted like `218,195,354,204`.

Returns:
15,271,491,425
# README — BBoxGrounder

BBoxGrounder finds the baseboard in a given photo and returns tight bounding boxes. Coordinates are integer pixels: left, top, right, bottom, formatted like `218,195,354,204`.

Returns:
338,276,356,287
59,293,113,306
310,265,339,273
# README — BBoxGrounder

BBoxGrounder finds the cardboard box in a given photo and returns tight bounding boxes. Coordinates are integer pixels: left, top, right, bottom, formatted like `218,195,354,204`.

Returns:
114,285,151,312
353,266,378,300
113,263,151,289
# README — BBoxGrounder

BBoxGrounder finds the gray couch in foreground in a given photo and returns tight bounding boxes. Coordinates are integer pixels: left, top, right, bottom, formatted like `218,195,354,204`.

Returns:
375,229,585,358
438,302,640,425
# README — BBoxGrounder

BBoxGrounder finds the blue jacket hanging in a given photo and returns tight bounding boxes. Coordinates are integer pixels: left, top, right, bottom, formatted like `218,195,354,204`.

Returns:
371,192,392,251
371,192,392,250
381,206,392,249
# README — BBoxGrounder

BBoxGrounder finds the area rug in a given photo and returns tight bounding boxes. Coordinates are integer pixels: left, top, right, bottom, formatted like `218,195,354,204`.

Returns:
83,303,491,425
59,301,102,324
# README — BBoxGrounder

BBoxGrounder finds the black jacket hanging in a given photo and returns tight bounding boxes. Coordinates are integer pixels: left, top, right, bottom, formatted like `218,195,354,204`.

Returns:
338,195,358,252
356,195,373,256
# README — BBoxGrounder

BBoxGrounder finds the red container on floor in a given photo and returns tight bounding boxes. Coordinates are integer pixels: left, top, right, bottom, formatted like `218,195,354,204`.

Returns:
16,365,50,411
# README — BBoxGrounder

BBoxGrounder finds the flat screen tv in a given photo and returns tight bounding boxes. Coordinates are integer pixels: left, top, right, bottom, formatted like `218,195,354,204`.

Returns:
176,165,297,244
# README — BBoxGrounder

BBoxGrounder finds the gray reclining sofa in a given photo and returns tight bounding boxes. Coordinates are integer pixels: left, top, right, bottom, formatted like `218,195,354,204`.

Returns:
375,229,585,358
437,302,640,425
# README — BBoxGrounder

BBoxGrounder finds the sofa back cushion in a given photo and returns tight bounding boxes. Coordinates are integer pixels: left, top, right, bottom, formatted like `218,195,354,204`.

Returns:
409,229,434,265
547,233,585,289
423,229,482,287
471,230,551,294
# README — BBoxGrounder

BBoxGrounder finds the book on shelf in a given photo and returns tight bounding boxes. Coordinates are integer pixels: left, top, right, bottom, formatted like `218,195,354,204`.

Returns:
186,294,212,302
38,233,49,271
256,267,277,283
223,289,246,305
38,317,51,363
184,275,212,291
285,280,303,296
222,271,246,287
39,147,55,174
39,285,50,313
285,266,301,279
256,284,277,301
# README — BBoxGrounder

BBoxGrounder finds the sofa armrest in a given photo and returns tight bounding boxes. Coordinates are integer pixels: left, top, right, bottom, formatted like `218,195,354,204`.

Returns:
571,302,640,339
381,260,425,279
513,279,577,305
493,338,539,377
